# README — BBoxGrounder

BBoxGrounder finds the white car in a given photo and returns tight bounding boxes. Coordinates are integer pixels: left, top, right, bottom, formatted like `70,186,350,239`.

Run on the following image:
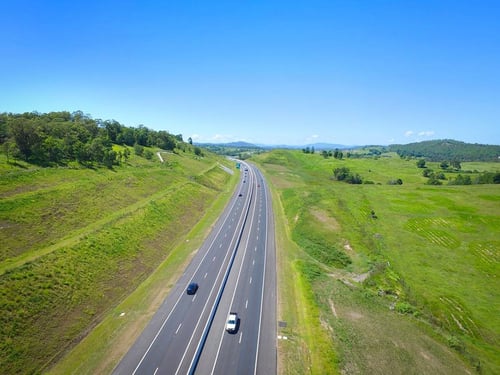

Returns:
226,312,238,333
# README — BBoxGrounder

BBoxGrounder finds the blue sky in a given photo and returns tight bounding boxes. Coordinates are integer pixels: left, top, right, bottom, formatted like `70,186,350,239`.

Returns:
1,0,499,146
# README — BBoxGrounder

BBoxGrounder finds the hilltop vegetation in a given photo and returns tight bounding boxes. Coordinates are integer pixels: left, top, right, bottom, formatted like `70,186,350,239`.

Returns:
0,111,195,167
253,149,499,374
0,117,237,373
388,139,500,162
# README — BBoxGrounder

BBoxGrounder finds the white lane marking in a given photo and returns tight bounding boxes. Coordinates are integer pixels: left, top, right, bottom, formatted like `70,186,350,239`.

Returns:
131,177,243,375
254,246,257,252
204,272,208,279
219,243,223,248
246,299,248,309
192,294,197,302
239,332,243,344
182,170,253,375
256,235,259,241
175,323,182,335
252,259,255,266
249,277,252,284
254,170,270,375
154,368,159,375
210,171,260,374
212,256,216,262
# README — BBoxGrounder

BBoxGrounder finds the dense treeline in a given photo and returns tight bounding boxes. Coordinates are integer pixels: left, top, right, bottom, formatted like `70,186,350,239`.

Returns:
389,139,500,162
0,111,182,166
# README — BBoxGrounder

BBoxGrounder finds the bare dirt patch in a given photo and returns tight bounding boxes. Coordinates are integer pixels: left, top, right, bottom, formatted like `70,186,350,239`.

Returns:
310,208,340,231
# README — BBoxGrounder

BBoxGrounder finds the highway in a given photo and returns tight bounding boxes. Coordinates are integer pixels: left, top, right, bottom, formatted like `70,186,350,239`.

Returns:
112,162,276,375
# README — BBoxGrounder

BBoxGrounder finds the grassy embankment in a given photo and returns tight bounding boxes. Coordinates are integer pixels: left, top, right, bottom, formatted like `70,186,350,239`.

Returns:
253,150,499,375
0,147,239,374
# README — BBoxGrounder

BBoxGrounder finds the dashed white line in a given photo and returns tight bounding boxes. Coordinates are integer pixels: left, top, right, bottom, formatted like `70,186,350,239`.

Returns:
175,323,182,335
212,256,216,262
154,367,159,375
245,299,248,309
252,259,255,265
204,272,208,279
239,332,243,344
249,277,252,284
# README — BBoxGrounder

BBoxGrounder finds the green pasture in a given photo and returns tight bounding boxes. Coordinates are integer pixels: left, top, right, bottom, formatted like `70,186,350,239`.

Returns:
253,150,499,374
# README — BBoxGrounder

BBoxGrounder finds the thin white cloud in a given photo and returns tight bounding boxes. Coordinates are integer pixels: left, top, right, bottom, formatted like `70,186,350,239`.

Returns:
305,134,320,142
418,130,435,137
404,130,414,137
190,133,239,143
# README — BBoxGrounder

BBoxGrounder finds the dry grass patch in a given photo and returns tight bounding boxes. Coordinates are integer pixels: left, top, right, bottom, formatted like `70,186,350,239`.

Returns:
310,208,340,231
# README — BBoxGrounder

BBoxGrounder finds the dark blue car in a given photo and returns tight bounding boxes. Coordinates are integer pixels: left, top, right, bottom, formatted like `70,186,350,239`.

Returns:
186,282,198,295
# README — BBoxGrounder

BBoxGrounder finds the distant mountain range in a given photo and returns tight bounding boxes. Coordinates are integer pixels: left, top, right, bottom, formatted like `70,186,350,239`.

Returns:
197,139,500,162
196,141,358,150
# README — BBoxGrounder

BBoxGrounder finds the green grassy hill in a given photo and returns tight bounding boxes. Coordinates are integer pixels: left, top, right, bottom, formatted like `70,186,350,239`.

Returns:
253,150,499,375
0,147,238,373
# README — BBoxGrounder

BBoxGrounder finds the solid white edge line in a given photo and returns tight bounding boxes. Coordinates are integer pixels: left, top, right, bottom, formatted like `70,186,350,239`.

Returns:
130,176,242,375
254,169,269,375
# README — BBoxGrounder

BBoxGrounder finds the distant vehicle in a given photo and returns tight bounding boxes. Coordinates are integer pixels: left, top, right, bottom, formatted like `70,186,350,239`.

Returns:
238,193,243,197
226,312,238,333
244,168,248,171
186,282,198,295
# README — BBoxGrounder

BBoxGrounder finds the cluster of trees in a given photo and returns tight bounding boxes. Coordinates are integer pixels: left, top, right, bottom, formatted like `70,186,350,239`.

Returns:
448,172,500,185
332,167,363,184
321,149,350,159
0,111,183,167
417,158,499,185
391,139,500,162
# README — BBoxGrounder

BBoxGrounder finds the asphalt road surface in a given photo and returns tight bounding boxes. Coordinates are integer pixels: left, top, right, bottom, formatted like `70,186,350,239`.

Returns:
112,161,276,375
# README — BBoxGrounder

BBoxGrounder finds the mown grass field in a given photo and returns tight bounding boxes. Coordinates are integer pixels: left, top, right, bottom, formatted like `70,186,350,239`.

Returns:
0,148,238,374
253,150,499,375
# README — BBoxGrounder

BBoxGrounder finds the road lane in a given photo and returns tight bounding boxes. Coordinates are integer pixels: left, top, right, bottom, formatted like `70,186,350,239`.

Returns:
112,162,276,375
112,167,253,375
195,163,276,375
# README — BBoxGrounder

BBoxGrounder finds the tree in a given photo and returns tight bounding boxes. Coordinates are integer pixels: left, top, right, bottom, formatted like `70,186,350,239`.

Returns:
103,149,118,168
9,118,41,161
194,146,203,156
123,147,131,160
43,136,65,164
451,159,461,170
333,167,350,181
134,143,144,156
416,159,426,168
188,137,193,145
440,161,449,169
422,169,433,177
426,175,442,185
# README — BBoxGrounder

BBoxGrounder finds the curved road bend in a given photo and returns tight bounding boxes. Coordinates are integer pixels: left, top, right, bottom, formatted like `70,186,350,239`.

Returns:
112,162,276,375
